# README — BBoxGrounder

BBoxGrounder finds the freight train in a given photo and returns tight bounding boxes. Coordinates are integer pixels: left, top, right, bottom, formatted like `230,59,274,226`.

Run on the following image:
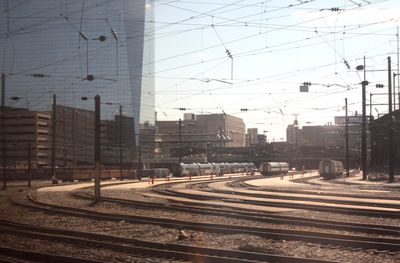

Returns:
318,159,344,179
179,162,256,177
258,162,289,176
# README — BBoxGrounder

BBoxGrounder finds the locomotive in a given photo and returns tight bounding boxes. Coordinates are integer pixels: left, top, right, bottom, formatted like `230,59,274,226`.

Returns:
318,159,344,179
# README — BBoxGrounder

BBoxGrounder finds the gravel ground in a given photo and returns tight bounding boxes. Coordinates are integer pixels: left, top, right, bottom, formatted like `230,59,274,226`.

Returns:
34,188,400,240
0,234,178,263
1,179,400,263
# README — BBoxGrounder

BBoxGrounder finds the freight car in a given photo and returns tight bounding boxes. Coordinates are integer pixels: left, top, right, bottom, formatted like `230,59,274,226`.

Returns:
56,168,136,182
259,162,289,176
318,159,344,179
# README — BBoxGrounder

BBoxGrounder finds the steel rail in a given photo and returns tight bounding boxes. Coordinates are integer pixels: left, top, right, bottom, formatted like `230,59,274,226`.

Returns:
12,195,400,253
0,246,108,263
199,186,400,209
72,190,400,237
153,185,400,218
0,220,337,263
235,179,400,201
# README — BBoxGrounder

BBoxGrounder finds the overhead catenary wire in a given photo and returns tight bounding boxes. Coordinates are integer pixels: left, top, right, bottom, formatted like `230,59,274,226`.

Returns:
2,1,396,132
2,0,390,79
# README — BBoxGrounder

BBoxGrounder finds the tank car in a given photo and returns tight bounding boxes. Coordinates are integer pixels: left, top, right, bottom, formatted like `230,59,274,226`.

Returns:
259,162,289,176
198,163,213,175
179,162,256,177
318,159,344,179
180,163,200,176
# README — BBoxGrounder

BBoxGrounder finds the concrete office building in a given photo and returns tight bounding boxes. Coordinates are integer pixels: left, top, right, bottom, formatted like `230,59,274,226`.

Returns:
0,105,136,168
0,107,52,167
155,113,246,161
287,122,361,150
1,0,155,156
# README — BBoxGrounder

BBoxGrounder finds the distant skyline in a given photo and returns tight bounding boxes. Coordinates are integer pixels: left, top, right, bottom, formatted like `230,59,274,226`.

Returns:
153,0,400,141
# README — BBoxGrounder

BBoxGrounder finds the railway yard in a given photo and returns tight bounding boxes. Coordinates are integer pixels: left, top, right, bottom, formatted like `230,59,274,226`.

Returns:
1,172,400,263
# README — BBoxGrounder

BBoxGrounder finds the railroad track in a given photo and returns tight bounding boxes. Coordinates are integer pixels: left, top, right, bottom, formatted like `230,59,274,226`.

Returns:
72,190,400,237
292,175,399,189
197,185,400,210
233,178,400,201
0,246,108,263
0,219,337,263
152,180,400,218
12,194,400,254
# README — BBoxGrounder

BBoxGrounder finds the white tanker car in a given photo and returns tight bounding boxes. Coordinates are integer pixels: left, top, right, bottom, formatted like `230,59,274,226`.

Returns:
180,162,256,177
258,162,289,176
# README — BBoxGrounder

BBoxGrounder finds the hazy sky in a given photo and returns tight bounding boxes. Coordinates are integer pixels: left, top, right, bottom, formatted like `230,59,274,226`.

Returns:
152,0,400,141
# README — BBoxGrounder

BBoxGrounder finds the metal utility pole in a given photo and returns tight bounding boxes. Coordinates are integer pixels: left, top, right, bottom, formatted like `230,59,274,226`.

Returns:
389,114,394,183
219,127,223,162
294,125,298,169
369,93,372,119
178,118,182,166
94,95,101,201
397,25,400,111
388,57,392,113
360,56,368,180
2,73,6,189
137,145,142,180
388,56,395,183
178,119,182,176
345,98,350,177
27,142,31,187
51,94,57,184
394,73,397,110
119,104,123,181
292,115,299,170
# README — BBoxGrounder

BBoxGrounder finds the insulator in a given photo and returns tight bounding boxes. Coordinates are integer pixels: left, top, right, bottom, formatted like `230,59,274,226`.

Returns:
79,31,88,40
31,73,45,78
111,30,118,40
344,60,350,69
